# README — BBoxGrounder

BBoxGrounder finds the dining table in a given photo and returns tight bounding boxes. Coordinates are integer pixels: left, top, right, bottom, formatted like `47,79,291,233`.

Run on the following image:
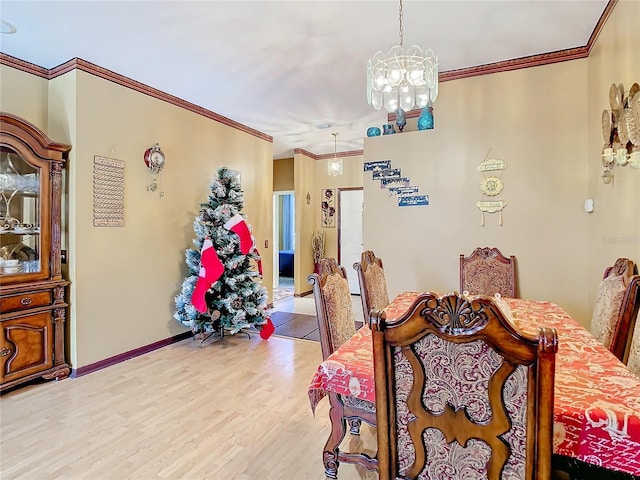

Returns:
308,292,640,477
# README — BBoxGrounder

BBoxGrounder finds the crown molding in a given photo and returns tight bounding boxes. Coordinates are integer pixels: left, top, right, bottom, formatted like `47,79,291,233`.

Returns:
0,55,272,144
0,52,48,77
294,148,363,161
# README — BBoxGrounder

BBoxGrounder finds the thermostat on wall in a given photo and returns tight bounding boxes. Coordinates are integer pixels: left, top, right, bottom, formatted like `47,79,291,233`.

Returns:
584,199,594,213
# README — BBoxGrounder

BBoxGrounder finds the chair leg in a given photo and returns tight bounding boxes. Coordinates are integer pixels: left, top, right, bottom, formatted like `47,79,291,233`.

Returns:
323,393,348,479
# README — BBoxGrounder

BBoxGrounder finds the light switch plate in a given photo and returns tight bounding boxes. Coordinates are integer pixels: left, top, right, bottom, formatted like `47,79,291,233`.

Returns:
584,199,594,213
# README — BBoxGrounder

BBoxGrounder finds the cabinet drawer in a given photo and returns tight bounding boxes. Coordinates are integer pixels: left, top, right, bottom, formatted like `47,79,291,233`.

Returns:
0,291,52,313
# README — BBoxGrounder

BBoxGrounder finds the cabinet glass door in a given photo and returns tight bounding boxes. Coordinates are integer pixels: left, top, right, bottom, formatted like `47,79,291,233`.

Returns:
0,148,41,276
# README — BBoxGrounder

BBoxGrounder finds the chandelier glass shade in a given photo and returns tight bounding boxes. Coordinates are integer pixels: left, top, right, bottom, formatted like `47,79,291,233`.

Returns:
328,133,343,176
367,0,439,113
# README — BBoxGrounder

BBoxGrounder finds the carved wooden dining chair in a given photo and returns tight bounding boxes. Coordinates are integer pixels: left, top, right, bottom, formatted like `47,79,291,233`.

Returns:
354,250,390,325
370,291,557,480
460,247,518,298
308,258,378,478
626,312,640,376
589,258,640,362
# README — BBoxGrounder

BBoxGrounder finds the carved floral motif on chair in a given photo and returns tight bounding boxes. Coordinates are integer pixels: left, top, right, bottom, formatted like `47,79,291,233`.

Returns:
363,263,390,312
463,260,514,298
322,274,357,351
590,274,627,350
393,335,528,479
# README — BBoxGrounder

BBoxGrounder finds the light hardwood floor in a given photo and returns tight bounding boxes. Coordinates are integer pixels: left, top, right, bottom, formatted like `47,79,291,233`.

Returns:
1,296,376,480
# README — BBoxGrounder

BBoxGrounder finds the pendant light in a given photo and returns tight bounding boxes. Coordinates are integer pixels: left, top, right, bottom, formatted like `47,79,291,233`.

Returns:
328,133,343,176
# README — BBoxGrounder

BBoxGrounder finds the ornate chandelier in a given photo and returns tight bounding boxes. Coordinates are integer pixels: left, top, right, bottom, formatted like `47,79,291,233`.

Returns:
367,0,439,113
328,133,343,176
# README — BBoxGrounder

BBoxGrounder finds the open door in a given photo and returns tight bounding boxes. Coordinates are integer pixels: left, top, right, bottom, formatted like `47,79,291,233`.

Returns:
272,191,295,297
338,188,363,294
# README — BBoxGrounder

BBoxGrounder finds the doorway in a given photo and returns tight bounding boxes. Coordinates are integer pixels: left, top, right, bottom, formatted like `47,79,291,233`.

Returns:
338,188,364,294
273,191,295,301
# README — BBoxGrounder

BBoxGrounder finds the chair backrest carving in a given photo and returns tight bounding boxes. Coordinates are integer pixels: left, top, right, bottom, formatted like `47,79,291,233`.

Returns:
460,247,517,298
354,250,390,325
370,292,557,480
308,257,357,359
590,258,640,361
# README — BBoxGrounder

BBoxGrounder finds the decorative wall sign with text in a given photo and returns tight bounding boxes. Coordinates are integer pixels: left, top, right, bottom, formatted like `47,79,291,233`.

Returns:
372,168,401,180
365,159,429,207
399,195,429,207
388,185,419,196
363,160,391,172
476,156,507,226
93,156,125,227
380,177,410,189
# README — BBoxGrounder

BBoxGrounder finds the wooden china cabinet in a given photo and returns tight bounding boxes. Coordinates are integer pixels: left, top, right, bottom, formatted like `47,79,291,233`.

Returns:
0,112,71,392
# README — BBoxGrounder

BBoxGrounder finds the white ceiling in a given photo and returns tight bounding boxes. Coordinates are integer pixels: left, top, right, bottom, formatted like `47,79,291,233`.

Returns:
0,1,608,158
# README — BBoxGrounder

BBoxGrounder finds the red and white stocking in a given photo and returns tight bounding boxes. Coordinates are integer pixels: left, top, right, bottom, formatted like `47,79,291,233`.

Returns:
224,214,255,255
260,317,275,340
191,238,225,313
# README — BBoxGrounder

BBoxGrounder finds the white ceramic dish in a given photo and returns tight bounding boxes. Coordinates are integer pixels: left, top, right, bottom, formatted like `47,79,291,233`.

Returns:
2,266,21,274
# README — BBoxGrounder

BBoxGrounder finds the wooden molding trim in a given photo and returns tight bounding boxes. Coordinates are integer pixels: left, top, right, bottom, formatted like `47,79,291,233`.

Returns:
0,52,48,77
0,55,272,144
586,0,616,55
71,331,193,378
294,147,364,161
295,290,313,298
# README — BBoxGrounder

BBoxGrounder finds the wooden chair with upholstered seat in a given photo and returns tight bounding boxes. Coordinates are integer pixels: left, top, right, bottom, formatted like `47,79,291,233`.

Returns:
626,312,640,377
590,257,640,362
370,291,557,480
460,247,518,298
354,250,390,325
308,258,378,478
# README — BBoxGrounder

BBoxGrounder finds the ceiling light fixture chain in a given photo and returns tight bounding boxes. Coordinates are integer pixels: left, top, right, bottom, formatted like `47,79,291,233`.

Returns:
398,0,403,47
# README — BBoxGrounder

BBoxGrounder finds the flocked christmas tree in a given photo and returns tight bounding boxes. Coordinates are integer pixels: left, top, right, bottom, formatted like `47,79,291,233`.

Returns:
174,167,272,337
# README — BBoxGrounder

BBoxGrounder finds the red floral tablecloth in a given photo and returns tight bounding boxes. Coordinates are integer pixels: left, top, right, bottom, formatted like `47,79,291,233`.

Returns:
308,294,640,476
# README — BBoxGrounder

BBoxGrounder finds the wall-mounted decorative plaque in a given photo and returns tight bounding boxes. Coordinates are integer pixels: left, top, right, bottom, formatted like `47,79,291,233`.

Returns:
93,156,125,227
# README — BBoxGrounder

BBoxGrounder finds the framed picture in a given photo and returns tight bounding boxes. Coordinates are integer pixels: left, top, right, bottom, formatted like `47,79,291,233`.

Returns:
321,188,336,228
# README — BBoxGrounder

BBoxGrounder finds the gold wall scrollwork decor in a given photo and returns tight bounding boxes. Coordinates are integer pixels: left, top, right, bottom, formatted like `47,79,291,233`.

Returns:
476,156,507,226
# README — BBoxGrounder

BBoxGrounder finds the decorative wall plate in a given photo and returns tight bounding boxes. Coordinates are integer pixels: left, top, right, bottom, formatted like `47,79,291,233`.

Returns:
479,176,503,196
609,83,622,111
618,109,630,144
631,94,640,147
602,109,611,143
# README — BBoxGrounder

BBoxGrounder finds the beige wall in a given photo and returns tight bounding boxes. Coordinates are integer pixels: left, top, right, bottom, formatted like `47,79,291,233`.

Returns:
364,60,592,325
0,65,49,129
586,0,640,309
273,157,294,191
293,151,316,295
314,155,364,260
2,66,273,368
